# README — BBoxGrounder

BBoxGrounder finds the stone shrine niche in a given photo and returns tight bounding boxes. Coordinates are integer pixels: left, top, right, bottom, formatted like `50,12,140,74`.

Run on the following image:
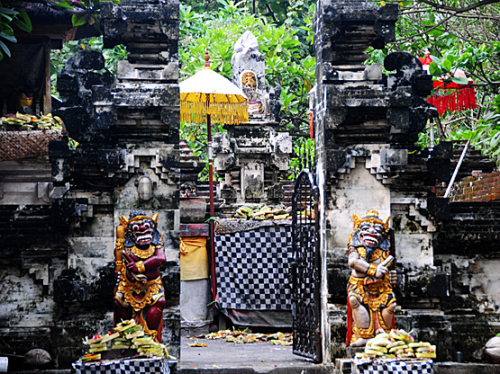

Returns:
231,31,281,120
241,71,258,90
326,160,391,253
213,31,292,208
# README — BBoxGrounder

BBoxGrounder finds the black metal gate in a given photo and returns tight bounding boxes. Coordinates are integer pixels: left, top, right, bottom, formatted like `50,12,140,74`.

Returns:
291,167,322,362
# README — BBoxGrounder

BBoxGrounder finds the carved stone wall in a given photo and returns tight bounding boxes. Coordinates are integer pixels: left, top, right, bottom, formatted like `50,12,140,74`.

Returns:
0,0,180,368
314,0,500,362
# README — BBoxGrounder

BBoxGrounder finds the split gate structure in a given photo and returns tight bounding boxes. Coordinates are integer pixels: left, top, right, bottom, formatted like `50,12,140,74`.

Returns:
294,0,439,362
0,0,181,367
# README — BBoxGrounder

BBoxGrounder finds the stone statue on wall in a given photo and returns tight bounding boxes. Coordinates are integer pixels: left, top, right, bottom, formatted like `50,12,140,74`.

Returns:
113,210,166,342
231,31,281,121
346,209,397,346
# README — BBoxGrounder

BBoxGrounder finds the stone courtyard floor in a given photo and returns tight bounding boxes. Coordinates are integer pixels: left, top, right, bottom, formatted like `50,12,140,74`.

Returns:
179,337,330,374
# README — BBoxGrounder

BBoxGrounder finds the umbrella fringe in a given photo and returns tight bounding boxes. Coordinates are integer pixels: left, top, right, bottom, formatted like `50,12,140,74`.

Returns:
180,101,249,125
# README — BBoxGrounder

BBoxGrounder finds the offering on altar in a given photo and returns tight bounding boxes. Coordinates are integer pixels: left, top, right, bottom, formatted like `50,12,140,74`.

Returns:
356,329,436,359
81,321,169,362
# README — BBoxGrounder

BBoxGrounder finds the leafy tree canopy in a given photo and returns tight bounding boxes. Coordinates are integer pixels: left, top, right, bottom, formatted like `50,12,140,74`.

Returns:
180,0,316,179
369,0,500,159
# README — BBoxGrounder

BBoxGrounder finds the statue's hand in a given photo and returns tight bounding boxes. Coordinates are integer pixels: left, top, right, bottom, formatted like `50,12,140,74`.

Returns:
375,264,388,278
389,269,397,286
126,261,139,273
122,252,139,273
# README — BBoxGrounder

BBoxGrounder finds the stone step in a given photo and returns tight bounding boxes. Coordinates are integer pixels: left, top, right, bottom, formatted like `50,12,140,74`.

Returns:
178,338,330,374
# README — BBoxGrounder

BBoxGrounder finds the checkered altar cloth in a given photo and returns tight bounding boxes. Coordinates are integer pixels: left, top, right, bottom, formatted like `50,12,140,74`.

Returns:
353,358,433,374
215,225,292,310
72,357,169,374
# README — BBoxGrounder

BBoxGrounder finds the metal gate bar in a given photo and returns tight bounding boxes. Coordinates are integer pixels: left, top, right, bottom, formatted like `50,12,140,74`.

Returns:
291,167,322,362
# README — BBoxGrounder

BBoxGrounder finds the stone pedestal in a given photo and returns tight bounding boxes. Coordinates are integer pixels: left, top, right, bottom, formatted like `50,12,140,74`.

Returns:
212,32,292,209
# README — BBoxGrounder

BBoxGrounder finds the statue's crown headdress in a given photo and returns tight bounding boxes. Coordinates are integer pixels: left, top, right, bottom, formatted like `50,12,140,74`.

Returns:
352,209,390,232
119,210,158,227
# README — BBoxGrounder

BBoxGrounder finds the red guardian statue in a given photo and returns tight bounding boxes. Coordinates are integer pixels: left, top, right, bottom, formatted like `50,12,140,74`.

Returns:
113,210,166,342
346,209,397,346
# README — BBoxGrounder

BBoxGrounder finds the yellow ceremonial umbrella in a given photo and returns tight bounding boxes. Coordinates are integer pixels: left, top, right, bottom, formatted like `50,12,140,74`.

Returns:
180,51,248,297
180,55,248,125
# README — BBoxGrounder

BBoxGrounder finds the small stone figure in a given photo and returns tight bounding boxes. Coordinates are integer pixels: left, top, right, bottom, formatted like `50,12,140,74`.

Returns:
113,210,166,342
346,209,397,346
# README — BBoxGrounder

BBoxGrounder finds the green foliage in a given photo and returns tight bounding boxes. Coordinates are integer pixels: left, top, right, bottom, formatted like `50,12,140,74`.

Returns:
180,1,315,126
289,137,315,180
180,121,209,181
365,0,500,164
67,0,119,32
255,0,315,49
447,94,500,159
0,3,32,60
1,0,116,62
50,36,128,97
180,1,316,180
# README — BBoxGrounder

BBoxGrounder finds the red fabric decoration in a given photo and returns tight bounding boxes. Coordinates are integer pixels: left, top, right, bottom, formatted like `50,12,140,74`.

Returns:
418,54,433,66
308,109,314,140
419,53,476,115
428,81,477,115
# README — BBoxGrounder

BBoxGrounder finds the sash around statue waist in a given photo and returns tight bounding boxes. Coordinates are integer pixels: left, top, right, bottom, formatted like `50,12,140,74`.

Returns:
117,275,164,312
349,275,385,286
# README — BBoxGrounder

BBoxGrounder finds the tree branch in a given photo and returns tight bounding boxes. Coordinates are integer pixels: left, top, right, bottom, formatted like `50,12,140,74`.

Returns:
397,13,453,42
416,0,500,14
18,0,91,15
266,4,278,23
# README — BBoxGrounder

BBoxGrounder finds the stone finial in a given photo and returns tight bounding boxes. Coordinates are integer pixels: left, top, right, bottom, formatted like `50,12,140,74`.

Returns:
232,32,265,94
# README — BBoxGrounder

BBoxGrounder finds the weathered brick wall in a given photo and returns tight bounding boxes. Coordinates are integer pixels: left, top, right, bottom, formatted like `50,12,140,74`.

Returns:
447,172,500,202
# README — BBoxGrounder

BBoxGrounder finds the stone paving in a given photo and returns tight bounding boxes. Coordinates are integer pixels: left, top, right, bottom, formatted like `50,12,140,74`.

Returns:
178,337,331,374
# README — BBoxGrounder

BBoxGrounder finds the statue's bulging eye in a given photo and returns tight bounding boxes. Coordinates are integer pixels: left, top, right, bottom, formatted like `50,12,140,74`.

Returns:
131,224,140,232
144,222,151,229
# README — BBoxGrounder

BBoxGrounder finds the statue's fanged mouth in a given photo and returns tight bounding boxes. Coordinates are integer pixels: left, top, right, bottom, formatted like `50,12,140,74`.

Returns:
362,234,380,246
133,230,153,245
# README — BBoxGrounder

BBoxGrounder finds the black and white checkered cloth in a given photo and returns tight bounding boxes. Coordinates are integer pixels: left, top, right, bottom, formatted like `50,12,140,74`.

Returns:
72,357,169,374
354,359,433,374
215,226,292,310
72,361,119,374
121,358,168,373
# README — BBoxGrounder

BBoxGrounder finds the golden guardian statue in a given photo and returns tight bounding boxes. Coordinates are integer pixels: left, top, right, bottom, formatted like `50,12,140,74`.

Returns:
113,210,166,342
346,209,397,346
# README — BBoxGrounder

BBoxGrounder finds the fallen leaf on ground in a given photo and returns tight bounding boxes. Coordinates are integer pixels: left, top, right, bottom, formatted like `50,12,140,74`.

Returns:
188,341,208,347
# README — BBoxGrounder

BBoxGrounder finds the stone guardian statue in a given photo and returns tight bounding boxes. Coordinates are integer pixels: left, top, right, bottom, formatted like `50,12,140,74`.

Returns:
346,209,397,346
113,209,166,342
